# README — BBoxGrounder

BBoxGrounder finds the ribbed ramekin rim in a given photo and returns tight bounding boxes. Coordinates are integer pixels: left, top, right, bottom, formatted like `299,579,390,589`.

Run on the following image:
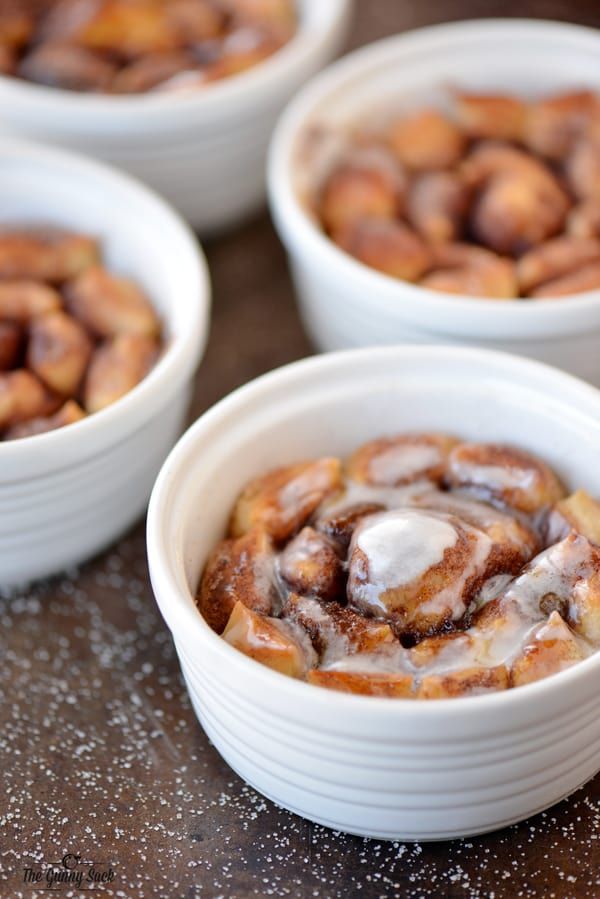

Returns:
267,18,600,329
147,343,600,717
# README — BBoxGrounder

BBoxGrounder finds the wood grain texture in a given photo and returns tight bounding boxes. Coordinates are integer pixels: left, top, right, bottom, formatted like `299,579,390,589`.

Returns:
2,3,599,897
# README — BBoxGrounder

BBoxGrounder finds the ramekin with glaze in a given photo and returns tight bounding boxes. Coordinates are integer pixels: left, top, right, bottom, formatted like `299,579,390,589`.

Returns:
147,345,600,840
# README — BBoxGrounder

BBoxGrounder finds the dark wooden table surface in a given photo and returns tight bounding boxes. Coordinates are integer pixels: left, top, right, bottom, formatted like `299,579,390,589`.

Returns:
2,3,600,898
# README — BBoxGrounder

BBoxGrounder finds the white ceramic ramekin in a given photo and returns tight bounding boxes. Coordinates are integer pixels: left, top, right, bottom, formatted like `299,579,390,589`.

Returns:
0,1,351,233
268,20,600,386
0,139,209,587
147,345,600,841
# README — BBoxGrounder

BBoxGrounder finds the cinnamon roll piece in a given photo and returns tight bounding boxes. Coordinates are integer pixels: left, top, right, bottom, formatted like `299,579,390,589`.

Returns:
0,229,98,282
524,90,599,161
529,262,600,298
27,310,92,396
4,399,86,440
315,501,386,553
333,217,430,282
389,109,465,171
565,125,600,203
418,665,509,699
517,237,600,294
229,457,342,541
496,533,600,644
446,442,565,514
282,593,399,667
461,142,569,254
0,369,54,430
347,509,495,639
346,433,457,487
566,201,600,240
410,491,540,569
453,91,527,142
308,669,414,698
546,490,600,547
470,172,569,256
222,601,315,678
406,171,469,244
66,265,161,338
278,527,345,602
0,281,61,321
197,527,277,634
409,630,480,669
18,43,117,92
319,150,405,234
422,242,518,299
510,612,589,687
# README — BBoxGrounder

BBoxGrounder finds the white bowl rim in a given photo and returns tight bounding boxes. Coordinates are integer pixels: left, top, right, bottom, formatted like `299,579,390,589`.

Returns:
147,343,600,718
267,18,600,326
0,136,210,465
0,0,350,120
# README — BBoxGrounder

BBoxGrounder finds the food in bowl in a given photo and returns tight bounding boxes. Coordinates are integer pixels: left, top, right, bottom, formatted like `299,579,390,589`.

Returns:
0,226,162,440
1,0,297,94
310,88,600,299
197,433,600,698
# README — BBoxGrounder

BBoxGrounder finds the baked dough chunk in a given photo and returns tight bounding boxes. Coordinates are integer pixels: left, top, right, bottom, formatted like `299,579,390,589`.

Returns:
546,490,600,547
446,442,565,514
308,670,414,698
346,433,457,487
197,527,277,634
510,612,589,687
278,527,345,602
229,457,342,541
282,594,399,666
347,509,495,638
411,490,540,569
495,533,600,644
418,665,509,699
222,602,314,679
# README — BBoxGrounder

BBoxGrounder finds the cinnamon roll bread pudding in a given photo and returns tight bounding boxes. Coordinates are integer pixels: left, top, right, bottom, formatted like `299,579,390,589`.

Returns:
197,434,600,698
310,89,600,299
0,226,163,440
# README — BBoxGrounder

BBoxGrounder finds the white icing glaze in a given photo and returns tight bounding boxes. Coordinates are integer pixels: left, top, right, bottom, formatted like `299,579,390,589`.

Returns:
412,537,599,676
418,523,492,619
453,461,537,493
355,510,458,590
281,530,327,565
502,536,592,620
251,550,277,607
474,573,515,608
324,645,409,674
278,462,334,514
536,613,572,642
415,490,514,530
368,444,442,485
316,480,430,518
